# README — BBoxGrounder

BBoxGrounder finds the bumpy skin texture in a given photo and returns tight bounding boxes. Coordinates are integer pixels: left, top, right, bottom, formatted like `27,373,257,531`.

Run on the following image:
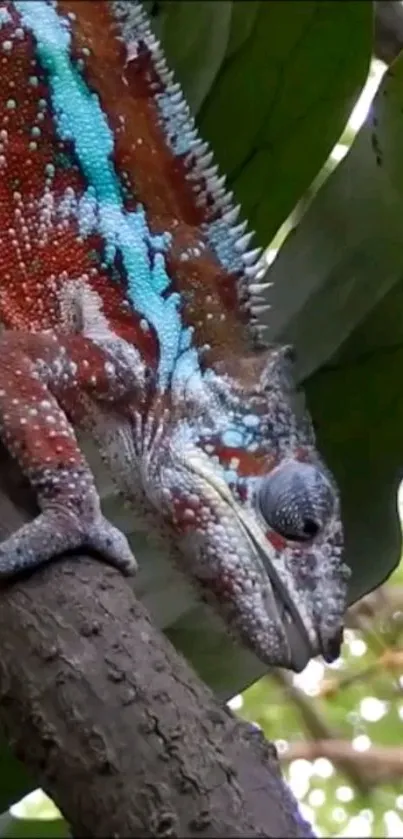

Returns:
0,0,350,671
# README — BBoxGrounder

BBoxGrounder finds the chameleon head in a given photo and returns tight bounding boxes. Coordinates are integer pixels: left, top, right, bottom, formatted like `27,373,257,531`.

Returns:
142,345,349,672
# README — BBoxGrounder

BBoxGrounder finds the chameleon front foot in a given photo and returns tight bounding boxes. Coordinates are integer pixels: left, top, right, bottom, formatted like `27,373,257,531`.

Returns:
0,508,137,579
0,334,139,581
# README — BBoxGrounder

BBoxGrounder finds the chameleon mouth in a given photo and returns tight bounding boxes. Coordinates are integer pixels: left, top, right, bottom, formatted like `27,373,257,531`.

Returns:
224,497,316,671
253,536,315,672
272,587,314,672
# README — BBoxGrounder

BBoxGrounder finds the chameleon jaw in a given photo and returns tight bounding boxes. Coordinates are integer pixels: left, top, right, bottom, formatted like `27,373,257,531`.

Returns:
236,516,316,673
261,555,315,672
235,507,345,671
207,470,318,669
178,453,320,671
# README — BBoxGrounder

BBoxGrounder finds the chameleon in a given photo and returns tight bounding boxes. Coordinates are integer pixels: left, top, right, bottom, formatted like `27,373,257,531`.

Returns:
0,0,350,672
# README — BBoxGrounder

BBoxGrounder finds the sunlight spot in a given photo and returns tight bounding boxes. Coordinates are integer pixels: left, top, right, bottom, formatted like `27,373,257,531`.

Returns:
309,788,326,807
339,814,372,837
396,796,403,811
227,694,243,711
330,144,348,163
313,757,334,778
288,759,312,799
359,696,388,722
396,482,403,520
349,638,367,657
327,657,344,670
293,659,324,695
336,785,354,803
398,704,403,721
289,758,313,778
347,59,385,132
359,809,374,823
352,734,371,752
384,810,403,837
265,248,278,266
10,789,60,821
275,738,288,755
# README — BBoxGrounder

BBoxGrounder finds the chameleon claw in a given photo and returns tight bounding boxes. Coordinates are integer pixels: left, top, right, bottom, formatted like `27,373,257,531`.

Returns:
0,509,137,579
85,517,138,576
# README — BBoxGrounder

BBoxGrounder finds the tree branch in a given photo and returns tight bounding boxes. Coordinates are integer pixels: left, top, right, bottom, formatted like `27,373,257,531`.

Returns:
0,451,313,838
270,670,371,795
281,739,403,784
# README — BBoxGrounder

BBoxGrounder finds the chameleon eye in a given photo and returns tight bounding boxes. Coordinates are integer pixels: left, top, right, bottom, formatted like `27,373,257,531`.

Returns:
258,461,335,542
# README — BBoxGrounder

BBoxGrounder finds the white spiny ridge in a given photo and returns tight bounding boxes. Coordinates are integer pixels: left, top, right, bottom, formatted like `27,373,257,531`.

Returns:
111,0,270,343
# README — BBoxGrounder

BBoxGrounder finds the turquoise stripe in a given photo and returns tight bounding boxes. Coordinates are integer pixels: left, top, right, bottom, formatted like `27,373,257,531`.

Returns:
15,0,198,390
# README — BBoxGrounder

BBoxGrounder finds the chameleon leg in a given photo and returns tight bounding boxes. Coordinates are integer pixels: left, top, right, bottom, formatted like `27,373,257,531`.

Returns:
0,332,137,578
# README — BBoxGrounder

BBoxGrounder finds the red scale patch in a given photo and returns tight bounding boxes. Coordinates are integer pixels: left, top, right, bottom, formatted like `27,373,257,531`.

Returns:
0,1,157,366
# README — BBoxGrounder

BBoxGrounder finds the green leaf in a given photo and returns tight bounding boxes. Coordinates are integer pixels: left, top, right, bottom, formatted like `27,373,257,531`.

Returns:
266,55,403,605
0,814,69,839
149,0,233,113
197,0,372,243
0,738,33,817
151,1,372,243
0,791,68,838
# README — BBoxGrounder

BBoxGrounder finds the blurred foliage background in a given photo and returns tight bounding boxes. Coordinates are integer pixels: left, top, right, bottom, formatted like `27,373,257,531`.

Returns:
2,3,403,837
237,551,403,838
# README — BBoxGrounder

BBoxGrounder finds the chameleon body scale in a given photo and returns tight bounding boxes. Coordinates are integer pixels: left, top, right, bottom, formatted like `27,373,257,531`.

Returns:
0,0,349,671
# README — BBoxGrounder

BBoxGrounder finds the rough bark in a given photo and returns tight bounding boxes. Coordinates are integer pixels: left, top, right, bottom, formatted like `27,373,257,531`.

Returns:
0,452,312,838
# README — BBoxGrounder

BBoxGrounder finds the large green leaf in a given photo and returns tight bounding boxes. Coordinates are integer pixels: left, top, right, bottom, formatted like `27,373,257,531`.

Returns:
0,739,32,820
150,0,233,114
0,813,69,839
266,54,403,606
154,0,372,243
